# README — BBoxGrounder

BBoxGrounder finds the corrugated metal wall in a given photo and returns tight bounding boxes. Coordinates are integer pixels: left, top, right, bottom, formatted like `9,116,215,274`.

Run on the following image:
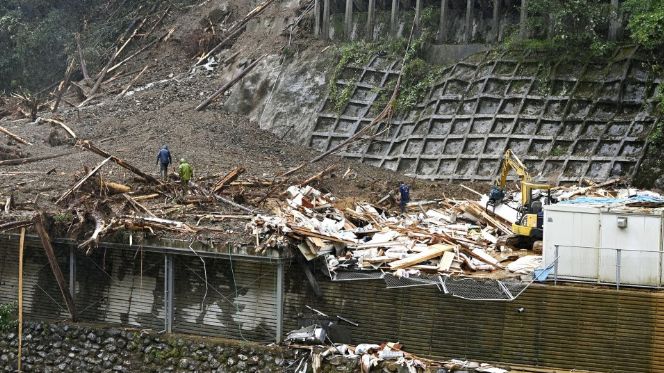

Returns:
283,266,664,373
0,238,68,321
3,234,664,372
0,237,277,342
172,255,277,341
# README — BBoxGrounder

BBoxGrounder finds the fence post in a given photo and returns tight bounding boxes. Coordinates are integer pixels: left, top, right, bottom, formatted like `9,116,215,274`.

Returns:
616,248,621,290
164,254,174,333
69,246,76,298
554,245,559,286
275,261,284,343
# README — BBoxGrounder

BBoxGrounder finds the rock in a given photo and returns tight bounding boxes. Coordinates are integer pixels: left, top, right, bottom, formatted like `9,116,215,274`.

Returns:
87,333,97,342
179,358,190,369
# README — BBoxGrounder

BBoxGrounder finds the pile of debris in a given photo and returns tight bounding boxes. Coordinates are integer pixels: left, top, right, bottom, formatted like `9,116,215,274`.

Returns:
286,331,510,372
249,185,542,280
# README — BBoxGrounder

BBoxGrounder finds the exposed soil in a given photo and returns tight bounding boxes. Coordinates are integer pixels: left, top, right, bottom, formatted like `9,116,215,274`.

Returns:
0,1,487,247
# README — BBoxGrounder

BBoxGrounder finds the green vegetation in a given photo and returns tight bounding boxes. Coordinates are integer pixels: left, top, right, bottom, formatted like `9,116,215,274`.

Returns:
502,0,613,59
0,0,191,94
53,211,74,224
328,12,445,115
0,302,17,332
623,0,664,49
503,0,664,58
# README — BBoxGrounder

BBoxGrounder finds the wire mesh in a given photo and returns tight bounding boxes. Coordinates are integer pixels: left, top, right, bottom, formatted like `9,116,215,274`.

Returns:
320,260,535,300
441,276,534,301
383,273,441,288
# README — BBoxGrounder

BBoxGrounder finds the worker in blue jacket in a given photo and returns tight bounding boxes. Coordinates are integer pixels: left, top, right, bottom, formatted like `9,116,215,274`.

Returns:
399,181,410,214
156,145,172,180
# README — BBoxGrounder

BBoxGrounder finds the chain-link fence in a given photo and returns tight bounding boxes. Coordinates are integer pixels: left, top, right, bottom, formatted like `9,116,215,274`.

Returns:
324,263,534,301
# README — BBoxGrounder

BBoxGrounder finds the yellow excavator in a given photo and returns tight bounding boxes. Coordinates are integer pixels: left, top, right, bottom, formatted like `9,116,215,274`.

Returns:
487,149,552,241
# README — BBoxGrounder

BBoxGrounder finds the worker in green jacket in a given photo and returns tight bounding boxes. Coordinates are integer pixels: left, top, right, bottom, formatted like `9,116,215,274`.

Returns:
178,158,193,193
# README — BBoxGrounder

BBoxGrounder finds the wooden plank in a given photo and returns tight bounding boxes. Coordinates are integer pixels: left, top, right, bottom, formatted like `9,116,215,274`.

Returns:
56,157,111,204
438,251,455,271
389,244,453,269
17,227,24,372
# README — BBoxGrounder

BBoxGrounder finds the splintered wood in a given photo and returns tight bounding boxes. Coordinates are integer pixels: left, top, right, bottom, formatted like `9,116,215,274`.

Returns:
248,184,540,279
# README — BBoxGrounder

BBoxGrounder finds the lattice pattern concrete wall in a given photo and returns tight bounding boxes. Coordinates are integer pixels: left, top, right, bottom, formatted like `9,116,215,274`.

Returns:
310,46,662,182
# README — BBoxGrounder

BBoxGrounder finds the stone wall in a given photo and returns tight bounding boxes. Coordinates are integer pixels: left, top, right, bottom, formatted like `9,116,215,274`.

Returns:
0,321,292,372
0,321,353,373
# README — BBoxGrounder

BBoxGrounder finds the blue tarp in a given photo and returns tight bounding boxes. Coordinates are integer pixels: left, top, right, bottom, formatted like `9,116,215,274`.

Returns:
559,195,664,205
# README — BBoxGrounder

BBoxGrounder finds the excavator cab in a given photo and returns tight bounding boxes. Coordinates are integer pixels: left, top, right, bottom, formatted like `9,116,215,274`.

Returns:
512,181,552,240
489,149,553,247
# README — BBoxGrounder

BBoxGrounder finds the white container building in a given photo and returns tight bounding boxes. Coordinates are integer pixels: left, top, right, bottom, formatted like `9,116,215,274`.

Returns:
543,202,664,288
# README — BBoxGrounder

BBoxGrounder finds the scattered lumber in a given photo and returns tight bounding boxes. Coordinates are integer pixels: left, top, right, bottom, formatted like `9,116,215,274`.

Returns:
86,17,148,100
102,181,131,194
52,58,77,112
389,244,453,270
75,33,91,83
56,157,111,204
195,54,267,111
107,28,175,75
299,164,336,187
0,220,32,233
78,212,109,251
0,152,73,166
40,118,77,139
212,166,245,193
116,64,150,99
33,213,77,321
123,194,156,217
194,0,278,65
0,126,32,145
77,140,162,185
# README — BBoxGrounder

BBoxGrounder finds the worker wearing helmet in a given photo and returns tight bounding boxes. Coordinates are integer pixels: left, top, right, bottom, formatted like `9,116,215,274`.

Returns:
178,158,193,193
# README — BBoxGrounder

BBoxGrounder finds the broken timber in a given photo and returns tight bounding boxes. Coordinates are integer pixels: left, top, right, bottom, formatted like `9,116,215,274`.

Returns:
213,166,245,193
0,126,32,145
56,157,111,204
40,118,77,139
0,152,73,166
77,140,162,185
195,55,266,111
195,0,277,65
33,213,77,321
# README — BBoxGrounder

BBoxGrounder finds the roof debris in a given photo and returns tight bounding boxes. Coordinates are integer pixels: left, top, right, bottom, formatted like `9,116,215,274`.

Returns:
249,184,537,281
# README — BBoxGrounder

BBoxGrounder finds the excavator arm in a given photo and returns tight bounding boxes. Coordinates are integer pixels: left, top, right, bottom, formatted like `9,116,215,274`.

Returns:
496,149,531,188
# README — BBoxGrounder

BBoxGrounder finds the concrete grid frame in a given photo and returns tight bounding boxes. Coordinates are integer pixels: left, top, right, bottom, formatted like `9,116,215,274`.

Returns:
310,45,660,183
